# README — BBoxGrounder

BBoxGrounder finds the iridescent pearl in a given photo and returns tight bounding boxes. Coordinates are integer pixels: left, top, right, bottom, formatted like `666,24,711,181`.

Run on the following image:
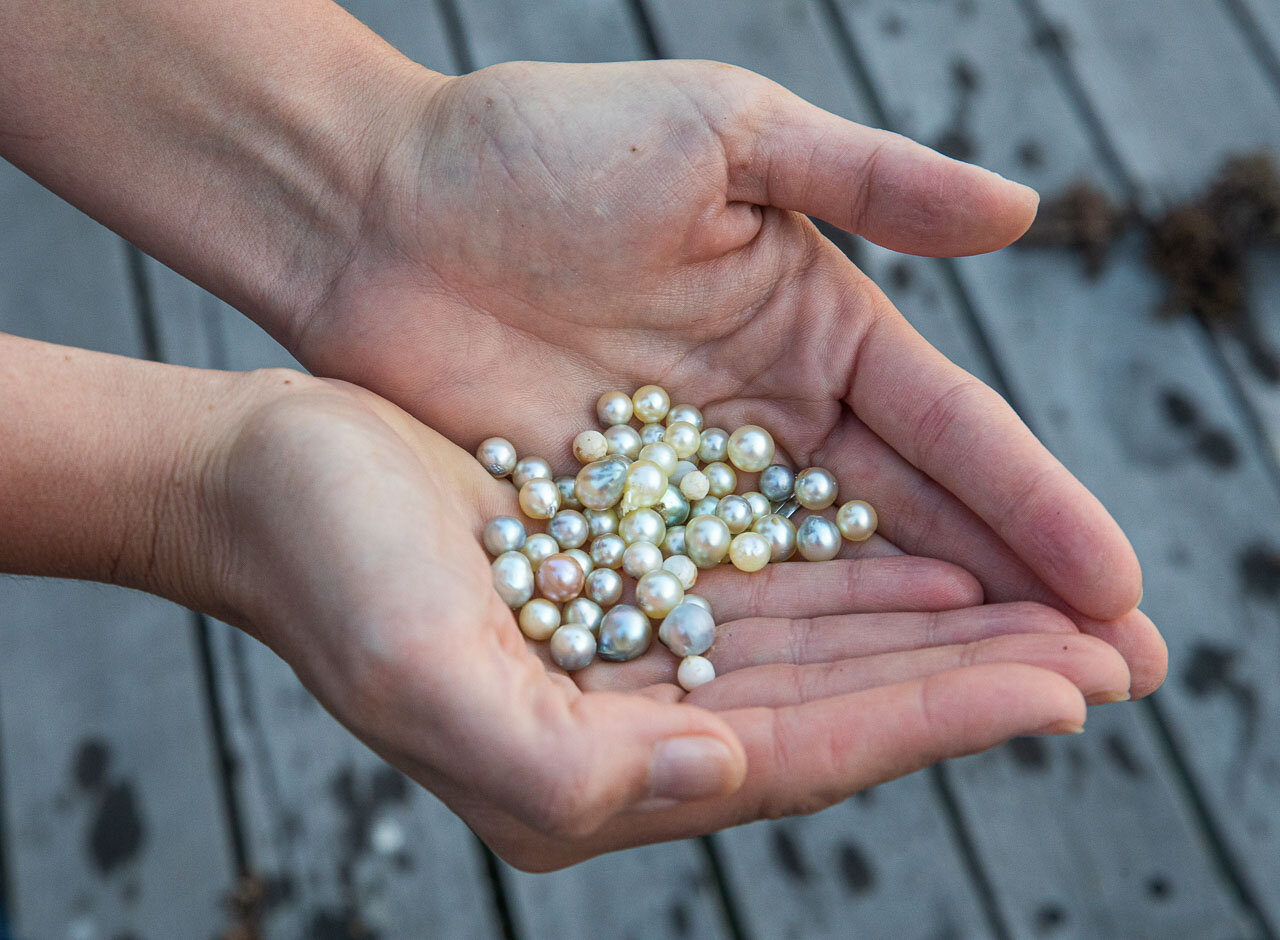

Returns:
521,533,559,569
491,552,534,608
689,495,720,518
550,624,596,671
698,427,729,463
620,460,667,512
639,422,667,445
716,495,753,534
563,597,604,634
659,602,716,656
666,404,704,431
703,462,737,498
837,500,878,542
519,478,560,519
623,541,664,578
518,598,561,641
536,553,585,602
584,508,618,538
752,513,797,562
598,605,653,662
759,464,796,503
661,525,687,558
632,385,671,423
584,567,623,606
682,593,712,614
638,442,678,476
685,514,732,569
512,456,553,490
657,485,690,527
482,516,526,556
743,492,771,521
636,570,685,618
619,508,666,546
574,456,629,511
664,422,701,459
726,425,775,472
662,554,698,590
573,430,609,464
680,469,710,501
565,548,594,577
547,510,589,549
590,533,626,570
796,515,841,561
794,468,838,511
729,531,771,572
596,389,634,427
475,437,518,478
677,655,716,692
604,425,642,460
669,460,698,485
555,476,583,510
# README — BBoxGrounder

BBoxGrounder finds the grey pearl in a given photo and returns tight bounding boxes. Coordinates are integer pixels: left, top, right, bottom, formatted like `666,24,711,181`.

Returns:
752,513,797,562
574,455,629,511
482,516,526,556
491,551,534,607
604,425,643,460
659,603,716,657
584,567,623,606
689,495,720,518
597,605,653,662
698,428,729,463
666,404,704,431
555,476,583,510
661,525,687,558
640,422,667,445
475,437,518,478
548,510,589,549
512,456,553,490
658,485,691,526
585,508,619,538
796,515,841,561
590,533,626,570
715,495,753,534
563,597,605,634
550,625,596,671
759,465,796,503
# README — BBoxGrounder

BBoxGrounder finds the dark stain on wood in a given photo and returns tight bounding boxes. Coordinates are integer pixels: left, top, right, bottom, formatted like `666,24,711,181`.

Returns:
887,260,913,292
933,59,980,163
880,11,904,36
1008,736,1049,771
1193,428,1238,469
1146,874,1173,901
667,899,691,936
308,908,375,940
1158,388,1238,469
89,780,145,875
1239,543,1280,598
1183,643,1258,765
837,841,875,895
1030,20,1071,56
1017,140,1044,169
1103,733,1145,778
1160,388,1198,428
73,738,110,791
771,827,811,882
1032,901,1067,932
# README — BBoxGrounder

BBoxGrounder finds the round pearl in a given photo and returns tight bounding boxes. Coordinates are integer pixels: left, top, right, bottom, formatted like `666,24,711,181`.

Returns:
682,593,712,614
727,425,775,473
596,389,634,427
743,492,771,521
584,567,624,606
670,460,698,485
664,422,701,459
521,533,559,569
604,425,642,460
574,456,629,511
598,605,653,662
659,603,716,656
677,655,716,692
584,508,618,538
636,570,685,618
666,404,704,431
689,495,720,518
547,510,589,549
759,465,796,504
752,513,798,562
729,532,771,572
621,460,667,512
563,597,604,634
794,468,838,511
619,508,666,546
555,476,583,510
796,515,841,561
491,551,534,608
632,385,671,423
703,462,737,498
475,437,518,478
512,456,553,490
518,598,561,641
837,500,878,542
657,485,690,527
573,430,609,464
698,428,729,464
662,554,698,590
622,541,664,579
661,525,687,558
590,533,626,570
685,515,732,569
639,422,667,445
680,469,710,501
716,495,753,534
536,553,586,602
550,624,596,671
482,516,526,556
519,478,560,520
565,548,594,577
638,442,678,476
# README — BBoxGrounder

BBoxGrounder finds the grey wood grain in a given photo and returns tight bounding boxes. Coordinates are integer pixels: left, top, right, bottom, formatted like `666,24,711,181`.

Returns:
0,164,238,936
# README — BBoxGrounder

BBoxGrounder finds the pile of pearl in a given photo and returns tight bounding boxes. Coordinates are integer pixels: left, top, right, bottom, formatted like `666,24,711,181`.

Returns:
478,385,879,692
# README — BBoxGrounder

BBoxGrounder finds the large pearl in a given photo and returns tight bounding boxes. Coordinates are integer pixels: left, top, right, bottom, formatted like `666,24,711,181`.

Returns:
519,478,560,519
685,514,732,569
565,548,594,577
666,404,704,431
698,428,729,463
657,485,690,527
622,541,664,578
584,567,623,606
620,460,667,512
547,510,589,549
584,508,619,538
604,425,642,460
662,554,698,590
661,525,687,558
743,492,771,521
590,533,626,570
521,533,559,569
597,605,653,662
677,655,716,692
563,597,604,634
703,461,737,498
727,425,775,472
752,513,797,561
659,602,716,656
596,389,634,427
639,422,667,445
550,624,596,671
636,570,685,618
555,476,583,510
794,468,838,511
632,385,671,423
536,553,585,602
759,465,796,503
682,593,712,614
729,531,771,572
573,429,609,464
512,456,553,490
518,598,561,641
664,422,701,459
796,515,841,561
491,551,534,607
475,437,518,478
482,516,526,556
638,442,678,476
679,469,710,501
619,508,667,546
837,500,878,542
574,456,629,511
716,495,753,534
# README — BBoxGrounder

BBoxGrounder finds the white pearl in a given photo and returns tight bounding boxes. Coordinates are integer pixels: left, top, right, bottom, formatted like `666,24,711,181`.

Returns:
659,603,716,656
547,510,589,549
550,624,596,671
536,553,585,602
519,478,560,519
596,389,634,427
752,513,797,562
565,548,594,577
759,465,795,503
677,655,716,692
590,533,626,570
743,492,771,521
563,597,604,634
512,456,553,490
584,508,619,538
584,567,623,606
669,460,698,485
716,495,753,534
661,525,687,558
657,485,690,527
639,422,667,445
598,605,653,662
680,469,710,501
729,531,771,572
688,495,719,518
836,500,878,542
663,422,701,459
623,541,664,578
685,514,732,569
518,598,561,640
491,551,534,608
604,425,642,460
698,427,729,463
794,468,838,511
666,404,704,431
555,476,583,510
482,516,526,556
632,385,671,423
619,508,667,546
727,425,775,473
475,437,518,478
796,515,841,561
573,430,609,464
662,554,698,589
703,461,737,498
682,593,713,614
620,460,667,512
574,456,629,511
636,570,685,618
638,442,678,476
521,533,559,569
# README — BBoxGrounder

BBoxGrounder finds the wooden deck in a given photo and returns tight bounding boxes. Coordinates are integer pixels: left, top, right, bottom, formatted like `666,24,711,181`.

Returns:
3,1,1280,937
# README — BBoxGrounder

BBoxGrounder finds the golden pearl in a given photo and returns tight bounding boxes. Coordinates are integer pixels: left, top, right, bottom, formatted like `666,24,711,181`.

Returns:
726,425,775,473
837,500,878,541
596,389,634,426
664,421,701,459
632,385,671,423
794,468,838,511
619,508,667,546
518,478,560,519
518,599,561,641
638,442,678,476
729,532,771,572
621,460,667,511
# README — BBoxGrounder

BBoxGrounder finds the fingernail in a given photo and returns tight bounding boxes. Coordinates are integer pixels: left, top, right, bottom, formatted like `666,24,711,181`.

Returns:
1031,719,1085,736
649,737,736,802
1099,691,1131,704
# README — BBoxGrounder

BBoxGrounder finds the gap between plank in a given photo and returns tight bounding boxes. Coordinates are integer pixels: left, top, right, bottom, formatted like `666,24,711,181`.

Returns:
0,689,13,938
436,0,476,73
928,767,1012,940
1220,0,1280,105
700,836,750,940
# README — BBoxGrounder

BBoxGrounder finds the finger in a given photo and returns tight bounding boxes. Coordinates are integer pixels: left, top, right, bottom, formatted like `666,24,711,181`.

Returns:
1074,607,1167,700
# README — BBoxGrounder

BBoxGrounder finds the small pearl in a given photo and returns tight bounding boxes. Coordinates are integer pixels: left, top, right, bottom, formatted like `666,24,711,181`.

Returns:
574,456,629,511
661,525,687,558
519,478,560,519
632,385,671,423
482,516,526,556
620,460,667,512
743,492,771,521
796,515,841,561
639,442,678,476
555,476,583,510
726,425,775,473
598,605,653,662
565,548,594,577
689,495,719,518
677,655,716,692
716,495,753,534
563,597,604,634
639,422,667,445
604,425,642,460
536,554,585,602
518,598,561,640
729,531,771,572
794,468,838,511
636,570,685,618
573,430,609,464
659,602,716,656
550,624,596,671
491,551,534,608
475,437,518,478
680,469,710,501
547,510,589,549
759,465,796,504
837,500,879,542
623,541,664,578
664,422,701,459
596,389,634,427
752,513,797,562
584,508,619,538
682,593,713,614
698,427,729,463
619,508,666,546
666,404,704,431
590,533,626,569
685,514,732,569
657,485,691,527
669,460,698,485
584,567,623,606
703,461,737,498
663,554,698,589
512,456,553,490
521,533,559,569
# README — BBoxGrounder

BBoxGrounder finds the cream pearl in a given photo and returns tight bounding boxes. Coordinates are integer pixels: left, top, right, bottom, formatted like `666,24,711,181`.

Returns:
666,404,704,431
794,468,838,511
689,495,720,518
550,624,596,671
729,532,771,573
536,554,585,602
727,425,775,473
521,533,559,569
661,525,687,558
475,437,518,478
680,469,710,501
574,456,629,511
796,515,841,561
598,605,653,662
518,598,561,641
563,597,604,634
590,533,626,570
636,570,685,618
482,516,526,556
659,603,716,656
759,465,796,504
573,430,609,464
662,554,698,590
664,422,701,459
519,478,560,519
752,513,798,562
670,460,698,485
639,422,667,445
596,389,634,427
604,424,642,460
491,552,534,608
620,460,667,512
716,495,753,535
565,548,594,577
743,492,771,521
638,442,678,476
677,655,716,692
547,510,589,549
622,541,664,578
703,461,737,498
584,567,624,606
685,514,732,569
512,456,553,490
619,508,666,546
657,485,691,527
555,476,583,510
584,508,619,538
698,427,729,463
837,500,878,542
632,385,671,423
682,593,712,615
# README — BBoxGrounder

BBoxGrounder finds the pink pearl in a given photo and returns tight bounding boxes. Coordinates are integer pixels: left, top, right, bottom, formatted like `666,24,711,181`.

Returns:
536,554,585,602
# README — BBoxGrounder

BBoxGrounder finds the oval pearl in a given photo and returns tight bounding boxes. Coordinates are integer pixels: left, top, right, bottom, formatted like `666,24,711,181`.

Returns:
729,531,771,573
622,541,664,578
682,593,713,615
638,442,678,476
475,437,518,478
491,551,534,608
685,515,732,569
743,492,771,521
573,429,609,464
596,389,634,427
663,554,698,590
550,624,596,671
678,655,716,692
726,425,775,473
689,495,720,519
666,404,704,431
590,533,626,570
636,570,685,618
659,603,716,656
679,469,710,501
796,515,841,561
698,428,729,464
565,548,594,577
554,476,583,510
562,597,604,634
574,456,629,511
584,508,619,538
670,460,698,485
482,516,526,556
639,422,667,445
547,510,589,549
536,554,585,602
632,385,671,423
512,456,553,490
837,500,879,542
703,462,737,499
716,495,753,534
661,525,687,558
597,605,653,662
794,468,839,511
519,478,560,519
759,465,796,503
604,424,642,460
752,513,798,562
619,508,667,546
518,598,561,641
664,422,701,459
584,567,624,607
657,485,690,527
521,533,559,569
621,460,667,511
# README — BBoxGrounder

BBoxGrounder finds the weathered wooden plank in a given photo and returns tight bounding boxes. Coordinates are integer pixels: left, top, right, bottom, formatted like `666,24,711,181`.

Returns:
0,165,237,934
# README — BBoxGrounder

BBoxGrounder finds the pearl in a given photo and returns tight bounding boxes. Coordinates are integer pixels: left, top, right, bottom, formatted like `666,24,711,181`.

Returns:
664,422,701,459
759,464,796,503
521,533,559,569
659,602,716,656
619,508,666,546
666,404,704,431
657,485,690,527
689,495,720,518
716,495,753,534
727,425,775,472
475,437,518,478
743,492,771,521
679,469,710,501
794,468,838,511
512,456,553,490
796,515,841,561
636,570,685,618
563,597,604,634
518,598,561,641
584,508,618,538
661,525,687,558
589,533,626,570
670,460,698,485
598,605,653,662
555,476,583,510
565,548,594,577
584,567,623,606
639,422,667,445
703,461,737,498
622,540,664,578
519,478,560,519
638,442,678,476
604,424,642,460
752,513,798,562
573,430,609,464
677,655,716,692
662,554,698,590
491,551,534,608
596,389,634,427
685,514,732,569
547,510,589,549
574,456,629,511
632,385,671,423
698,427,729,463
837,500,878,542
536,553,585,602
682,593,712,614
620,460,667,512
550,624,596,671
729,531,771,572
482,516,526,556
